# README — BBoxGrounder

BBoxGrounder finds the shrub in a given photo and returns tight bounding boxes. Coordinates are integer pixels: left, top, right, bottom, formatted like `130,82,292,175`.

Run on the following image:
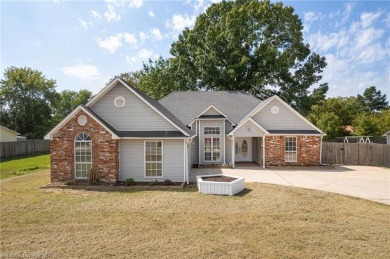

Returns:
149,180,158,186
163,179,172,185
125,178,136,186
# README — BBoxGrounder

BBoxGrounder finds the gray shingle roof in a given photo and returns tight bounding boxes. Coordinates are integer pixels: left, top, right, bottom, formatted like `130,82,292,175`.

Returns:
267,130,322,135
159,91,262,125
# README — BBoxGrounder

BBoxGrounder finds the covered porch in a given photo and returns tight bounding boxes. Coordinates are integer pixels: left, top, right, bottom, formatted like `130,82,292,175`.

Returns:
227,118,268,168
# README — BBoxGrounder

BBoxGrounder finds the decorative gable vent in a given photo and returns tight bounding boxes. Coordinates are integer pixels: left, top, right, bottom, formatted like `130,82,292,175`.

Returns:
77,115,88,126
114,96,125,108
271,106,279,114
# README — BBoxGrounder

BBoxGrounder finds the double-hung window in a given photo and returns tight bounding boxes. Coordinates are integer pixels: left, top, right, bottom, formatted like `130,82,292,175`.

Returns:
145,141,163,177
284,137,297,162
204,127,221,162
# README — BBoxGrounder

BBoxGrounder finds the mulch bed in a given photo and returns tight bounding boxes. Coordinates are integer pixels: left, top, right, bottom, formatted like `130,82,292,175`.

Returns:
201,175,237,182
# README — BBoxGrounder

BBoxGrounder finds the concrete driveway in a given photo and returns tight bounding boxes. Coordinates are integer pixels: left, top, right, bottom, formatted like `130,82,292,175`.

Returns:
190,165,390,205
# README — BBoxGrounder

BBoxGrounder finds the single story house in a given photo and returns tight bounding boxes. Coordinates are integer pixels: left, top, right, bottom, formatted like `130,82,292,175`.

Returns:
44,78,324,183
383,131,390,145
0,125,19,142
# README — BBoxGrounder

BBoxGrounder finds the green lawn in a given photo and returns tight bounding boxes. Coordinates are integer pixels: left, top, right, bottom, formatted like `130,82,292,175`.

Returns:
1,171,389,258
0,154,50,179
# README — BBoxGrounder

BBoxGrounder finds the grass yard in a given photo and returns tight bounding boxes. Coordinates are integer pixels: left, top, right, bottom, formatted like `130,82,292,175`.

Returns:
0,154,50,179
1,172,389,258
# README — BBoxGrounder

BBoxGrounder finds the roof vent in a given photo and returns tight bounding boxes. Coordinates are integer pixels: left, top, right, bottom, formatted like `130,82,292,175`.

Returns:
271,106,279,115
114,96,125,108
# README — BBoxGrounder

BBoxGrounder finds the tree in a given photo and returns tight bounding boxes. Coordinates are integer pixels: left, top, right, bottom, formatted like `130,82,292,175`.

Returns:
52,89,93,124
169,0,327,113
353,113,380,136
0,67,57,138
357,86,388,112
316,112,344,138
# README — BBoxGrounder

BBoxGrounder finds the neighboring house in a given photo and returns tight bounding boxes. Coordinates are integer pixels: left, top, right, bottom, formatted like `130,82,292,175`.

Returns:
44,78,324,183
0,125,19,142
383,131,390,145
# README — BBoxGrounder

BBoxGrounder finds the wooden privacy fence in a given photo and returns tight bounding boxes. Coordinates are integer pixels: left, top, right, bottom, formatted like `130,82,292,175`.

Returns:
0,140,50,159
322,142,390,167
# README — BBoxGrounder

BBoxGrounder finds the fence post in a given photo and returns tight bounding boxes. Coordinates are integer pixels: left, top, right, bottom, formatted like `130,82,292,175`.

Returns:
341,142,345,165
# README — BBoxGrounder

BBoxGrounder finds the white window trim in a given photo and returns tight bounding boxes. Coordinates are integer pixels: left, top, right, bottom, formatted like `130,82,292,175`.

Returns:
203,126,221,135
284,136,297,162
74,133,92,180
144,140,164,178
204,137,221,162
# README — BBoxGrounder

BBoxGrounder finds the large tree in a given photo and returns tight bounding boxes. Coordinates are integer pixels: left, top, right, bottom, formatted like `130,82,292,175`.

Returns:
0,67,57,138
357,86,388,112
169,0,327,114
52,89,93,125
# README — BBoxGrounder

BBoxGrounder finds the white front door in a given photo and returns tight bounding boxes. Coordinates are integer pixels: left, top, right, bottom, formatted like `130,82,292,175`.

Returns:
235,138,252,162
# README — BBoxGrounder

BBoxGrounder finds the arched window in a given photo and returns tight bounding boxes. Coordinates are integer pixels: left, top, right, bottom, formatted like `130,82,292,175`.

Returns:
74,132,92,179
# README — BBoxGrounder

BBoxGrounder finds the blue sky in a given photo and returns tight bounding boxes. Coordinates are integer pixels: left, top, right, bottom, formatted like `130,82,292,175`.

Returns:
1,0,389,98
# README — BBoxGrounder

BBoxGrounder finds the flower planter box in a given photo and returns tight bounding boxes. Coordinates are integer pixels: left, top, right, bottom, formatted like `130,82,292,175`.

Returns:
196,174,245,196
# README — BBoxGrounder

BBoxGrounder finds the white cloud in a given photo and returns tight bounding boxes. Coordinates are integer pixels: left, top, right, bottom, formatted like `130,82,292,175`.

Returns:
63,65,100,81
139,31,147,42
78,18,92,31
166,14,196,32
304,12,318,23
360,11,382,29
105,4,121,22
355,27,384,48
384,13,390,28
91,10,101,20
148,11,155,18
150,28,163,40
53,0,64,4
126,49,153,66
96,35,123,53
129,0,143,8
122,33,138,48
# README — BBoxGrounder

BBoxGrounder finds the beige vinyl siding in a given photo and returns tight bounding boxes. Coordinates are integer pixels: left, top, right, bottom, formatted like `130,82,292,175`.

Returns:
203,107,222,116
0,129,17,142
233,120,266,137
251,98,317,131
199,120,225,164
225,136,232,164
119,139,184,182
91,82,177,131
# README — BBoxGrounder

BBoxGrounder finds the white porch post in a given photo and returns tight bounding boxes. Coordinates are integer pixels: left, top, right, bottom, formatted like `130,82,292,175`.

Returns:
232,136,235,168
198,120,201,165
262,136,266,168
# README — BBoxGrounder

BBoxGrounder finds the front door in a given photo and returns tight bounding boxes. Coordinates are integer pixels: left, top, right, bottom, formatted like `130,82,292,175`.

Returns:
235,138,252,162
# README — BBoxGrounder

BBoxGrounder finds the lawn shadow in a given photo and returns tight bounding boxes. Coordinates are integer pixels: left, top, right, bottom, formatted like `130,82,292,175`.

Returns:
235,188,253,197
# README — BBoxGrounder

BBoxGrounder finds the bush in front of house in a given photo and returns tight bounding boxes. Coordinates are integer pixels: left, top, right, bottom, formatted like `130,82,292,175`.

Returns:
163,179,172,185
125,178,136,186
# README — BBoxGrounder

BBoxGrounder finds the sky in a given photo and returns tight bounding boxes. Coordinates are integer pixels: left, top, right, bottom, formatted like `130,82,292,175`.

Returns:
1,0,389,98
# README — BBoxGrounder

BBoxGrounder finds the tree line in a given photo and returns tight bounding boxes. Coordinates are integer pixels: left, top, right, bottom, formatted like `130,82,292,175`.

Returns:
0,66,92,139
1,0,388,139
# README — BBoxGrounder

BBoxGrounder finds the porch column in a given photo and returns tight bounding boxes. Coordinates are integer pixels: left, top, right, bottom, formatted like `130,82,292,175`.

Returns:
262,136,265,168
232,136,235,168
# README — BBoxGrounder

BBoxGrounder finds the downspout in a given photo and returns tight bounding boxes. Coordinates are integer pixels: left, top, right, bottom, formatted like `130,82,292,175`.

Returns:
262,136,266,169
320,135,323,165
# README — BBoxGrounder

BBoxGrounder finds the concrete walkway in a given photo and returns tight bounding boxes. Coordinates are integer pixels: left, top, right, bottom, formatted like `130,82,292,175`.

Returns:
190,165,390,205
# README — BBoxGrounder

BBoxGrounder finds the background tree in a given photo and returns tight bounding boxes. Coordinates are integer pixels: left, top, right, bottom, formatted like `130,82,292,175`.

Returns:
352,114,380,136
169,0,327,115
0,67,57,138
52,89,92,124
316,112,344,138
357,86,388,112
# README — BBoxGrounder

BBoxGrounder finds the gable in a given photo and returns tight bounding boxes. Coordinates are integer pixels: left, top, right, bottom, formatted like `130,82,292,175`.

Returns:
90,82,179,132
251,97,320,131
202,106,223,116
230,118,268,137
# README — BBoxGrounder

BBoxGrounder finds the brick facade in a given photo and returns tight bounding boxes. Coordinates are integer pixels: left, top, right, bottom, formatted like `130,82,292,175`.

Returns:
264,136,321,167
50,110,119,183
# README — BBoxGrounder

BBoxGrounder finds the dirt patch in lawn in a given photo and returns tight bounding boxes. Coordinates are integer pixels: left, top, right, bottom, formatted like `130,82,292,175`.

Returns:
201,175,238,182
1,171,389,259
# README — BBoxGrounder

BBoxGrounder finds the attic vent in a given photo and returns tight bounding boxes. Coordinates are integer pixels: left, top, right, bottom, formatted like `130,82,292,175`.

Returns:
271,106,279,115
114,96,125,108
78,115,88,126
